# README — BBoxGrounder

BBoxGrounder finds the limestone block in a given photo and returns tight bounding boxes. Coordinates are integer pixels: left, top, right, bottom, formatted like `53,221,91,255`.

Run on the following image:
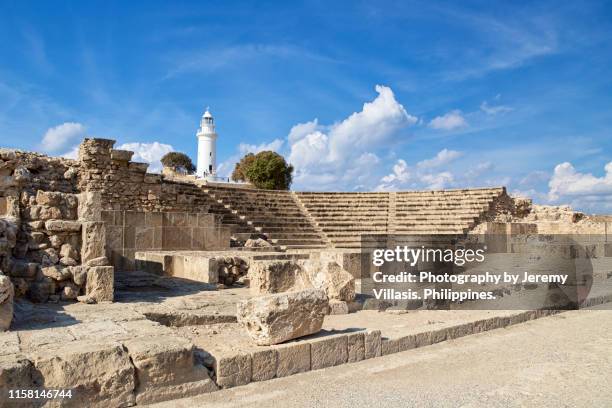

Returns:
78,191,102,222
329,300,349,315
81,221,106,264
110,149,134,162
86,266,114,302
41,265,70,281
30,340,135,407
250,349,277,382
69,266,87,286
0,275,14,331
60,243,79,260
347,332,365,363
237,289,330,346
300,259,355,302
124,335,217,404
275,342,310,377
215,353,252,388
364,329,382,359
85,256,109,267
310,335,348,370
36,190,63,206
45,220,81,232
247,260,301,295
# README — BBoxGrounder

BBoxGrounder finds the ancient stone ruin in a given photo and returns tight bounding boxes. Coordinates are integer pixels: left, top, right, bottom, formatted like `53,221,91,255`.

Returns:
1,138,610,406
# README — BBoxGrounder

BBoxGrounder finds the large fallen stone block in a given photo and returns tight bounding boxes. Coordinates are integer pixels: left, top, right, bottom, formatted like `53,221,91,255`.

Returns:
0,275,14,331
247,260,301,294
85,266,114,302
300,259,355,302
248,259,355,302
30,340,135,407
124,335,217,404
237,289,330,346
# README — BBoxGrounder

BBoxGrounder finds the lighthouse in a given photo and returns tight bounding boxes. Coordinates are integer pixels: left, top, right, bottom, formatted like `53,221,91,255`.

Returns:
196,108,218,179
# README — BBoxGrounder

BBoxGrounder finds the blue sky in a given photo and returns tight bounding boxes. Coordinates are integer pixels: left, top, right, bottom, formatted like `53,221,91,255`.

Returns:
1,1,612,212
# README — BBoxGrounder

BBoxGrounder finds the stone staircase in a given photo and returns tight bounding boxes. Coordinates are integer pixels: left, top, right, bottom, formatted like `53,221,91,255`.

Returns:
295,192,390,249
198,185,507,251
200,186,329,250
393,188,506,234
295,187,507,248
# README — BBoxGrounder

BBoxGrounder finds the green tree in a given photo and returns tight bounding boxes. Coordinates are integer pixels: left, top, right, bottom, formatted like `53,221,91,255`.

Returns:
231,153,255,182
233,151,294,190
160,152,196,174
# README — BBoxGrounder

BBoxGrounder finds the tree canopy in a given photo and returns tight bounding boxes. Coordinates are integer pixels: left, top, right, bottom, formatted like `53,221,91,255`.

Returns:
160,152,196,174
231,151,293,190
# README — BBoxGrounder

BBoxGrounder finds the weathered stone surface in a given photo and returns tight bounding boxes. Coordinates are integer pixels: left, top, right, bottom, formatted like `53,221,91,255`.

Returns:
0,275,14,331
310,335,348,370
124,335,217,404
300,259,355,302
61,283,80,300
244,238,273,248
364,329,382,359
69,265,87,285
329,300,349,315
250,349,277,382
41,265,70,281
215,353,251,388
0,355,35,402
45,219,81,232
85,256,109,267
86,266,114,302
78,191,102,221
248,259,355,302
30,340,135,407
347,332,365,363
60,243,79,260
247,260,301,295
275,342,310,377
237,289,330,346
81,221,105,264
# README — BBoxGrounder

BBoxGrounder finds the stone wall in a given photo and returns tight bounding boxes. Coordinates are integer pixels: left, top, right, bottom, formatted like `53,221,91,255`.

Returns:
78,138,218,213
103,210,231,271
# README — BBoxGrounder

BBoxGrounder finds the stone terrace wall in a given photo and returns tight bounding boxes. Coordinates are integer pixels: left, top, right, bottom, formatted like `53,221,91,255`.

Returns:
103,210,231,271
78,138,217,213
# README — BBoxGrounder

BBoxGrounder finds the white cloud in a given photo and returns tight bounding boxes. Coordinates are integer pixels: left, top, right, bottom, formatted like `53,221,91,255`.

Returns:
288,119,320,143
285,85,416,190
548,162,612,202
428,110,468,130
417,149,462,169
376,151,502,191
238,139,284,155
381,159,411,184
480,101,513,115
40,122,86,153
117,142,174,173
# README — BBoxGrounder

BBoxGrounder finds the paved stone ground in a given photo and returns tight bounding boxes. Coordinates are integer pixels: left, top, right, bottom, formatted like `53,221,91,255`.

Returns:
151,305,612,408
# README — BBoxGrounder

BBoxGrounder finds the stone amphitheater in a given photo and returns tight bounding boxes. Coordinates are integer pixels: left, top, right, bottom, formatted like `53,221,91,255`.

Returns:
1,138,611,406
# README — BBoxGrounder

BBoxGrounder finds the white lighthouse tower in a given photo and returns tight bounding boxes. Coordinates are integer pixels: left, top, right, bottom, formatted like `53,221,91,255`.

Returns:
196,108,218,180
